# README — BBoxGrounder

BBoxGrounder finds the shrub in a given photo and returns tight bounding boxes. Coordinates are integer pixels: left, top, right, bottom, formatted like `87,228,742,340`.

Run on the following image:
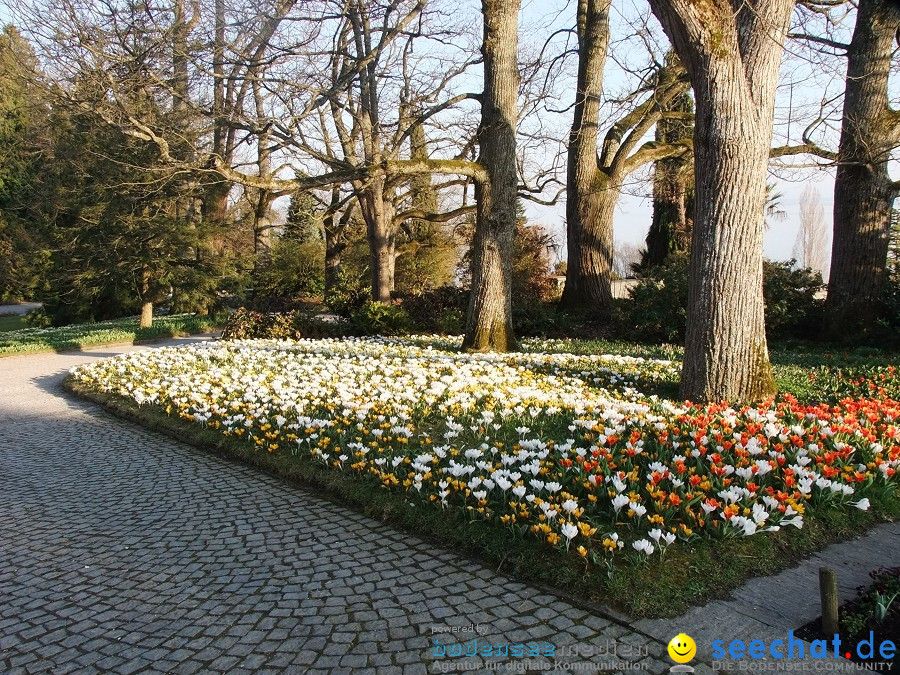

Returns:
872,273,900,348
512,222,558,304
252,239,325,306
401,286,468,334
619,253,690,343
762,259,824,340
619,254,826,343
223,307,353,340
349,301,411,336
222,308,301,340
23,306,52,328
394,223,459,295
325,267,370,318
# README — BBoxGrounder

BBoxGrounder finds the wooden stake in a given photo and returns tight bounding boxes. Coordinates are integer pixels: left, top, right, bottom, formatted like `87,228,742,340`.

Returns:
820,567,840,637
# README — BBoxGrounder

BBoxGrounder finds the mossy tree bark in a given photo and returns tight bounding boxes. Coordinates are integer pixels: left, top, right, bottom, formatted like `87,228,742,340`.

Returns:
462,0,520,352
649,0,790,402
825,0,900,340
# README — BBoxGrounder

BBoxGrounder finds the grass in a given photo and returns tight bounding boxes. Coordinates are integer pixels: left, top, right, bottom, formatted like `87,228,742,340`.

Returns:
65,347,900,621
0,313,226,356
522,336,899,404
0,314,27,332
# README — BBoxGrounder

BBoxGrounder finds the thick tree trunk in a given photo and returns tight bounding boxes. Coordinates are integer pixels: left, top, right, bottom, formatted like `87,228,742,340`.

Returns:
251,78,274,267
323,189,351,302
683,90,775,401
360,178,396,303
462,0,520,352
172,0,189,114
563,173,618,309
409,120,438,217
649,0,792,402
561,0,612,312
253,207,272,260
203,0,229,247
202,181,229,256
825,0,900,340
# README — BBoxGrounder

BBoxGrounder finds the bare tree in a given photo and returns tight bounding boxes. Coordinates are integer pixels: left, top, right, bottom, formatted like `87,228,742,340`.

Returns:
613,240,642,279
643,73,693,269
461,0,520,351
561,2,691,313
793,184,830,276
649,0,795,402
825,0,900,337
249,1,480,302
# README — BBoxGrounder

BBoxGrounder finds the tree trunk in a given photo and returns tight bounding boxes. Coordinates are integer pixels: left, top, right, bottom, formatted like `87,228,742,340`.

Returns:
253,206,272,260
252,76,274,266
324,243,342,298
139,265,153,328
561,0,612,312
359,178,396,303
649,0,792,402
409,119,438,218
140,301,154,329
172,0,189,114
323,189,350,301
825,0,900,340
645,89,693,269
203,0,229,246
462,0,520,352
564,172,618,309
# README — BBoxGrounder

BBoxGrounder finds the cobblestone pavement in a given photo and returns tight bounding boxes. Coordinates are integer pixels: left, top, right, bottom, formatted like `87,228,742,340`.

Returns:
0,342,680,675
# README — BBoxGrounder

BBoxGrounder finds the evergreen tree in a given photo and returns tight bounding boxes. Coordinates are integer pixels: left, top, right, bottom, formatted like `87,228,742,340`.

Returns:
41,95,227,325
0,25,50,302
283,192,323,243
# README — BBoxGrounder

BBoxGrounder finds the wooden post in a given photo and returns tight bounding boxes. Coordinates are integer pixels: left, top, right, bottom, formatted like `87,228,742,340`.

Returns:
820,567,840,637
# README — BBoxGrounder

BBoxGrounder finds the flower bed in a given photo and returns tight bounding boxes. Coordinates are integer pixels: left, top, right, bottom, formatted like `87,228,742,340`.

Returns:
70,337,900,566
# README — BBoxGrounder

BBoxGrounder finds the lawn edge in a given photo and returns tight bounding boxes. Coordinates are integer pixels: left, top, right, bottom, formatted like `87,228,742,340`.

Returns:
63,374,899,623
0,328,223,359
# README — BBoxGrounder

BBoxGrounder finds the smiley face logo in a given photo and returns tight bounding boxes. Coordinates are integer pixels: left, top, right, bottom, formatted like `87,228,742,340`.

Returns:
667,633,696,664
